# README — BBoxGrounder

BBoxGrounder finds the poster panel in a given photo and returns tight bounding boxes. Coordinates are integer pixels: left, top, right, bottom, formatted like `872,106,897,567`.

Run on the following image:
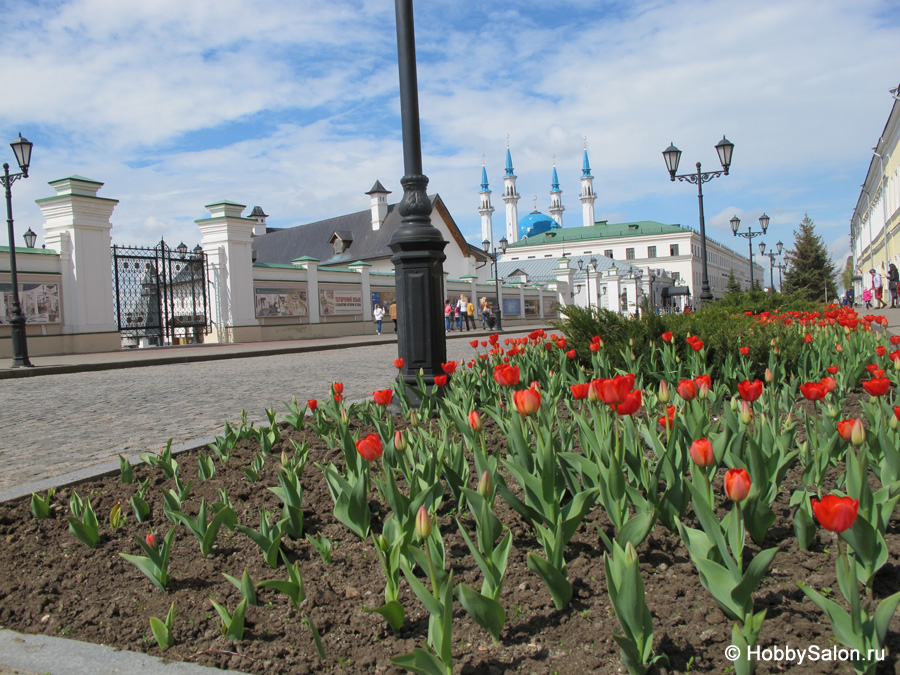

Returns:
319,288,363,315
0,282,61,324
255,288,308,318
524,298,539,316
542,296,557,316
502,298,521,316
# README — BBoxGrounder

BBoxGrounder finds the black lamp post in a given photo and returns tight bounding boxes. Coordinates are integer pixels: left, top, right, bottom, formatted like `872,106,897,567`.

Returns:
3,133,34,367
663,136,734,304
775,260,788,292
759,240,783,293
730,213,768,290
482,236,507,330
390,0,448,397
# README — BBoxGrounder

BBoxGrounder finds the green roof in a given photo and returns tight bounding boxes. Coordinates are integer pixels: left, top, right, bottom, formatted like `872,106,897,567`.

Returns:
507,220,685,247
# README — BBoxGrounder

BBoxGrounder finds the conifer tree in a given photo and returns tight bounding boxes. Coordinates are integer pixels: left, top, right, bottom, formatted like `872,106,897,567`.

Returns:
782,214,837,302
725,268,742,294
841,257,854,293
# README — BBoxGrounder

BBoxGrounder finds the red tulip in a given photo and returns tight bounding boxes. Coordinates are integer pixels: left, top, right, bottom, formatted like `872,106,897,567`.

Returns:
804,333,813,344
373,389,393,406
811,494,859,533
894,406,900,421
862,377,891,397
800,381,828,401
891,335,900,346
837,419,854,442
826,366,839,375
394,358,404,369
415,505,432,538
441,361,458,375
821,377,837,393
689,438,715,467
468,410,483,431
690,339,704,352
434,374,448,387
596,373,637,406
694,374,712,397
737,379,763,402
589,342,601,353
333,393,343,403
739,346,750,356
613,390,642,416
513,387,541,416
393,430,407,451
661,331,673,342
676,379,697,401
356,434,384,461
493,364,520,387
724,468,751,502
470,339,479,348
657,405,676,429
566,349,576,359
556,338,567,349
307,399,318,411
146,532,156,548
876,345,887,357
333,382,344,394
570,383,590,400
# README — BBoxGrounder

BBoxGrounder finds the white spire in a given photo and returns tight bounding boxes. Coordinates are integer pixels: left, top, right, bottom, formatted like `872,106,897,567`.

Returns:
549,157,564,226
502,139,521,243
478,158,495,247
580,141,597,227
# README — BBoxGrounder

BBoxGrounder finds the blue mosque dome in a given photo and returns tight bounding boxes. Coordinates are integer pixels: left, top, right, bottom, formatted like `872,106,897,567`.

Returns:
519,210,560,240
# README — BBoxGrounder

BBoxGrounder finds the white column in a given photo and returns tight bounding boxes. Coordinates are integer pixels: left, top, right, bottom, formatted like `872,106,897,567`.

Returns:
38,176,118,336
350,262,373,320
292,256,319,324
554,258,574,307
196,201,257,342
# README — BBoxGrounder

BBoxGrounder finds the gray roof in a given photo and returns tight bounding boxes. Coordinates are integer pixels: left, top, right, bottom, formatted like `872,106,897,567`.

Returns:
252,194,489,266
366,180,391,195
498,254,638,284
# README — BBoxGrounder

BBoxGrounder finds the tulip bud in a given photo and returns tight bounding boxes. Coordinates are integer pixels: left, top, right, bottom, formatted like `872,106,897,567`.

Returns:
658,380,670,403
415,505,432,539
765,368,774,383
146,532,156,548
675,355,681,363
393,430,407,452
629,338,634,347
895,357,900,372
477,470,492,499
851,418,866,446
409,409,419,428
890,415,899,431
697,382,709,400
376,533,389,552
624,541,639,566
739,401,754,424
340,407,349,425
825,404,838,419
730,397,740,412
468,410,483,432
281,450,289,467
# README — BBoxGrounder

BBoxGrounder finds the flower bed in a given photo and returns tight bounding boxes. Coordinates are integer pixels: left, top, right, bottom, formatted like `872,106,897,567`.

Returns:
1,306,899,675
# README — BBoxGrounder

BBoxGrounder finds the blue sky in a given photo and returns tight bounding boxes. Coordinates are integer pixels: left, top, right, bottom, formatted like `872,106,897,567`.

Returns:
2,0,898,281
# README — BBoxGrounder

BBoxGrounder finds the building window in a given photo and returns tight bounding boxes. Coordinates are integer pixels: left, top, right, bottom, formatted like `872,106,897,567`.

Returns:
604,249,614,259
647,246,657,258
626,248,635,260
670,244,679,256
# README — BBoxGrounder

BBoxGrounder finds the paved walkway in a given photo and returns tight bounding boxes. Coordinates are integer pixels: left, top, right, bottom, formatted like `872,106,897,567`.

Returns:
0,325,549,500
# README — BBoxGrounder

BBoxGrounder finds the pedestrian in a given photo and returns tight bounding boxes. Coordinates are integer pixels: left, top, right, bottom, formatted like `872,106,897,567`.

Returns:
480,297,489,329
870,269,886,309
457,295,469,331
466,298,475,331
444,299,453,331
389,300,398,332
454,302,462,331
889,263,899,308
373,303,385,335
862,287,872,309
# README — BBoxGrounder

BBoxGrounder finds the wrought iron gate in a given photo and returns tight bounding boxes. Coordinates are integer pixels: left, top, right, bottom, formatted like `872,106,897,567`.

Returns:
111,240,210,346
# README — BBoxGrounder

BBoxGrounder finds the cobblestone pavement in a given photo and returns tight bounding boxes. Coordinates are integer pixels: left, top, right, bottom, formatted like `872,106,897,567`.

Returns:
0,332,536,494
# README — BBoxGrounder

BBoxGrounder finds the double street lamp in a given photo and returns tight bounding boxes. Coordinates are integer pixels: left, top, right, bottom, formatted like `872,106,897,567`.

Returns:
482,236,507,330
3,133,35,367
663,136,734,304
577,256,598,309
730,213,769,290
758,240,783,292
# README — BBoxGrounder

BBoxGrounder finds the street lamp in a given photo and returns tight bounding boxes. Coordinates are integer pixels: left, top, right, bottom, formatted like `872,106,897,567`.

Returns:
775,259,788,292
2,133,34,367
758,240,783,292
23,227,37,249
390,0,449,398
730,213,768,290
663,136,734,304
482,236,507,330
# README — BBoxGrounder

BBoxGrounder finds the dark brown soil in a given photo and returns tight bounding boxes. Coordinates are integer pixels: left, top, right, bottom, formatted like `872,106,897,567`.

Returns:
1,394,899,675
